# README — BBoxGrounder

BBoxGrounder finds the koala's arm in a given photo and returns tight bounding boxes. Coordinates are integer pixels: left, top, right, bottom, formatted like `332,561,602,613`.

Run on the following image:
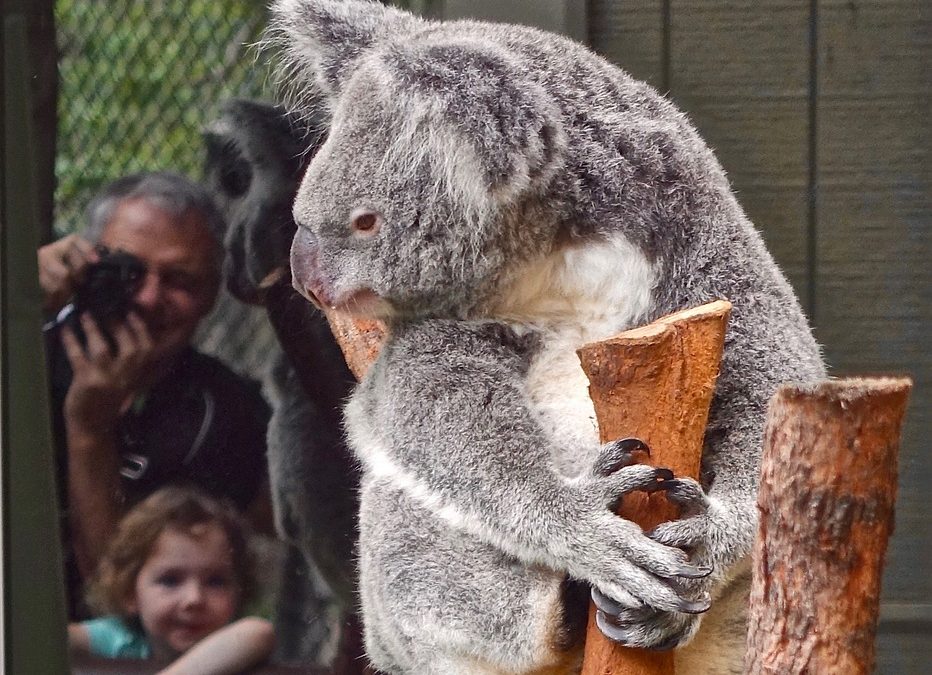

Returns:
267,353,359,606
348,335,709,614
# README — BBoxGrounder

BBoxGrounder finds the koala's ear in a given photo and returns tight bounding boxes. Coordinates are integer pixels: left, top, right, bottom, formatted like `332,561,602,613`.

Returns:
383,40,567,204
268,0,419,102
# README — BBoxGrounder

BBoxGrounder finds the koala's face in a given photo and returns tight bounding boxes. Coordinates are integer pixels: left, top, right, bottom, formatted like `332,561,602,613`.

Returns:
290,70,508,320
204,100,317,304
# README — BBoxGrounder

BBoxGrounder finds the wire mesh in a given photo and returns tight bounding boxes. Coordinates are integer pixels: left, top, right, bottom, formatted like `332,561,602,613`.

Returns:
53,1,434,380
55,0,274,235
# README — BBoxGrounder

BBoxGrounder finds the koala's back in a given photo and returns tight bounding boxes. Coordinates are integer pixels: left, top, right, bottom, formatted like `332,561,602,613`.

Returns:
393,17,825,396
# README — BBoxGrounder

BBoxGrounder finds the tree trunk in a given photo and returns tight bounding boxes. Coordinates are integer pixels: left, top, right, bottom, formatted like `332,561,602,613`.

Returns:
577,300,731,675
745,377,912,675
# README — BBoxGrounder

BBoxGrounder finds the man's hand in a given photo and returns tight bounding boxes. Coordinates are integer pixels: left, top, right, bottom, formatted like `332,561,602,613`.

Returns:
37,234,99,314
61,310,158,577
60,311,157,438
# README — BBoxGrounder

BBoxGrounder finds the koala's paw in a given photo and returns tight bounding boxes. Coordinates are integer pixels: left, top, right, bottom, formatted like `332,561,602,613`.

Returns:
592,587,703,651
587,438,675,508
646,477,714,553
591,438,651,476
575,440,714,614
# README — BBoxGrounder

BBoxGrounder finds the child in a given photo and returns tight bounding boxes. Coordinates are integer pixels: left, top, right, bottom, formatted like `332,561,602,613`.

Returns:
68,485,276,674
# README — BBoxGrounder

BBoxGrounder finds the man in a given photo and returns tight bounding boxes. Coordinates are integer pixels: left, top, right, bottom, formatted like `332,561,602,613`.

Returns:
40,172,270,616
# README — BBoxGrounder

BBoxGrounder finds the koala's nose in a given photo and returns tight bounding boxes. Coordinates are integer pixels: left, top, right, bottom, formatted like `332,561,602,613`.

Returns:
290,227,329,308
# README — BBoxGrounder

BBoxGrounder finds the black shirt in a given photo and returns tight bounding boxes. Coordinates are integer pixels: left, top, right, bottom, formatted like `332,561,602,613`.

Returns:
47,333,270,616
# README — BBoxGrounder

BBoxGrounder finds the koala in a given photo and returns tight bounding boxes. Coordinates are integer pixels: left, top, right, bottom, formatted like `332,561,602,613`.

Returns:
349,317,713,673
269,1,827,673
203,99,364,666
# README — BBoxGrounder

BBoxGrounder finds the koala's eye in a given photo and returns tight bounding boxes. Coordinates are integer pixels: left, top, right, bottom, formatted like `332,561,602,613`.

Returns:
349,209,382,237
220,156,252,198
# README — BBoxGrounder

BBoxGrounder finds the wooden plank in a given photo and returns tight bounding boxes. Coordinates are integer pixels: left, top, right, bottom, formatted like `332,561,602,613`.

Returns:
667,0,813,311
442,0,587,41
587,0,665,88
2,11,70,673
815,0,930,608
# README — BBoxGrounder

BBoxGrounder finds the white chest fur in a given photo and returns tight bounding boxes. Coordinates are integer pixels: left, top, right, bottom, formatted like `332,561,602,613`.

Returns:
494,233,658,476
485,232,656,340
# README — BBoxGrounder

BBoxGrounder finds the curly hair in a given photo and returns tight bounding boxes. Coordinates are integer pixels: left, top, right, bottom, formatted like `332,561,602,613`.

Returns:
86,485,257,619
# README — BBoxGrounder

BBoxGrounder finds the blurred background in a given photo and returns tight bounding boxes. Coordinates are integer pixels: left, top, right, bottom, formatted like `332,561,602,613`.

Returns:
3,0,928,672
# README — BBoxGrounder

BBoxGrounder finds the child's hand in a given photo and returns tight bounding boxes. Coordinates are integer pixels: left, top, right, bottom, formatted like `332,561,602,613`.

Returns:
156,617,276,675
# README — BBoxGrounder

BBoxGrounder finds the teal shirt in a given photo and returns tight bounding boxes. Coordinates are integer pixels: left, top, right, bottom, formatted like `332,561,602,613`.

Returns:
83,616,151,659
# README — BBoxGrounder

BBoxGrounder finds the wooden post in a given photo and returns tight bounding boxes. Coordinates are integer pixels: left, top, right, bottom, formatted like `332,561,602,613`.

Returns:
577,300,731,675
320,309,386,380
745,377,913,675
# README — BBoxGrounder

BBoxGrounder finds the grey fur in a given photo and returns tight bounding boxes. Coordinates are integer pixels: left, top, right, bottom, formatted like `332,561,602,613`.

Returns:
349,319,691,673
270,1,826,673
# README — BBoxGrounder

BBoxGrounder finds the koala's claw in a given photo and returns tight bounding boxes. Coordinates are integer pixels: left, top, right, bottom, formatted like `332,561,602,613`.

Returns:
593,586,708,650
677,594,712,614
593,438,650,476
591,577,710,617
591,586,628,615
675,563,713,579
660,477,709,512
644,475,676,493
595,608,699,650
648,468,675,484
595,609,636,645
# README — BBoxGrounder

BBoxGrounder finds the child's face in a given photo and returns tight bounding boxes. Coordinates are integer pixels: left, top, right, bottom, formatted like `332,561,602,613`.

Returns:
125,524,240,659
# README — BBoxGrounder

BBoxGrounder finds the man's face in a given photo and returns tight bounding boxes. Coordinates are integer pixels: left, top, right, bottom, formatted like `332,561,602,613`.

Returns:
98,197,219,362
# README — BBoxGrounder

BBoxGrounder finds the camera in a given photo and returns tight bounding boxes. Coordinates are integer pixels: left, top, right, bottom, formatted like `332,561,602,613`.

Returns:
72,246,147,323
45,246,147,349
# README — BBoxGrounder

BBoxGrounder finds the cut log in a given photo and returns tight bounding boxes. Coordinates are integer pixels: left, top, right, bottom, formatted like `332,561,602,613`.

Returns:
745,377,913,675
577,299,731,675
321,309,387,380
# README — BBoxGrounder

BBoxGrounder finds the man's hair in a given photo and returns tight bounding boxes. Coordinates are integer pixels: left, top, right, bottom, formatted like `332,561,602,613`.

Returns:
84,171,226,264
86,485,257,619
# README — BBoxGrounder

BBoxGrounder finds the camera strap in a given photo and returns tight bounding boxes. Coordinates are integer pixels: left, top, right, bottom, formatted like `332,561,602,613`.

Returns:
42,303,77,334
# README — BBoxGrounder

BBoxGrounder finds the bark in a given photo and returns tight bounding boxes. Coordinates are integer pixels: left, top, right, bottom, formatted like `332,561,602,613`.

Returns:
578,300,731,675
320,308,387,380
745,377,913,675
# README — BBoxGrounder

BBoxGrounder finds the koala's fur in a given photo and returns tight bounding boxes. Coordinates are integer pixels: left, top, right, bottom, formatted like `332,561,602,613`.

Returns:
204,99,363,666
348,317,708,674
269,1,827,673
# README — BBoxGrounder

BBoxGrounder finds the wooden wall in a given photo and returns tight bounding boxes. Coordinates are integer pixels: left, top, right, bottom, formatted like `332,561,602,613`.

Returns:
444,0,929,671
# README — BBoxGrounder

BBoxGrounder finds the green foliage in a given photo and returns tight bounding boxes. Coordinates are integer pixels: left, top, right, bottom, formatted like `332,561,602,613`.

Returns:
55,0,274,235
54,0,438,236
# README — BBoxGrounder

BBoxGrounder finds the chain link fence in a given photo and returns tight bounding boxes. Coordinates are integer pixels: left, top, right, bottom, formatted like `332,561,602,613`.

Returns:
55,0,274,235
54,0,432,382
55,0,277,378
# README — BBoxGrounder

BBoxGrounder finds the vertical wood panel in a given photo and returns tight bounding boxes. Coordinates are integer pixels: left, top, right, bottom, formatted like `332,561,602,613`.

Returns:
815,0,929,619
587,0,665,87
442,0,586,41
667,1,813,310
